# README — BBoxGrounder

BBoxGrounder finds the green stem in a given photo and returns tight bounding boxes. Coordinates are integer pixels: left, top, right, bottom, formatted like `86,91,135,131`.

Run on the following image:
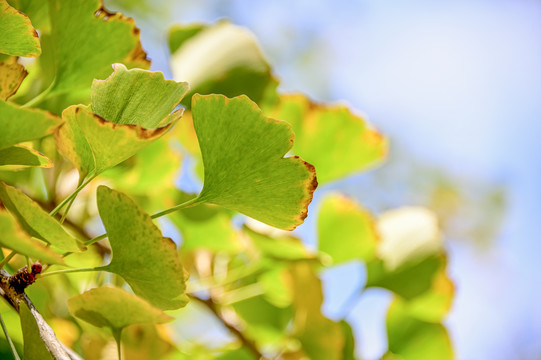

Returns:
21,79,56,108
0,314,21,360
39,266,106,278
113,329,123,360
49,174,95,217
0,252,16,271
83,197,202,246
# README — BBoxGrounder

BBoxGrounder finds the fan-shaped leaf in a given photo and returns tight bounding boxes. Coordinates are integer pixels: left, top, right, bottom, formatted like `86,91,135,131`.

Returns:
0,0,41,57
68,287,173,331
0,145,52,168
267,94,387,184
97,186,188,310
0,182,83,252
0,61,27,100
192,94,317,230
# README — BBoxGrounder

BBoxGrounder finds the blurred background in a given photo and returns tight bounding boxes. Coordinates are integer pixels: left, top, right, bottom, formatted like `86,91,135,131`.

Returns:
106,0,541,359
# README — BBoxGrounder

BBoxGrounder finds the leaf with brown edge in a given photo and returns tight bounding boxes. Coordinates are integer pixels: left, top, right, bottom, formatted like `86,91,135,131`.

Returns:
266,94,388,184
0,145,52,168
0,61,27,100
56,105,173,178
191,94,318,230
0,0,41,57
0,100,61,150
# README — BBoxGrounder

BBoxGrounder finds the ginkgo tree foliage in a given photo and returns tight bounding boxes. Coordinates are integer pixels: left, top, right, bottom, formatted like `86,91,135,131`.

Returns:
0,0,454,359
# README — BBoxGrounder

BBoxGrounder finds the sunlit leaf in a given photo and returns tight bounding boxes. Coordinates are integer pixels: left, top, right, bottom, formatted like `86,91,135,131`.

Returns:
0,182,83,252
68,287,173,331
0,100,61,150
91,63,188,129
0,145,52,168
267,94,387,184
0,210,64,264
318,194,377,265
0,61,27,100
192,94,317,230
6,0,50,32
122,324,176,360
385,300,453,360
56,105,172,178
44,0,149,97
244,226,314,262
0,0,41,57
97,186,189,310
169,21,278,107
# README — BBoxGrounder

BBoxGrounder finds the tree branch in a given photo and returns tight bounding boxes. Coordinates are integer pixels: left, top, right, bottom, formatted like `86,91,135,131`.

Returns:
190,294,266,359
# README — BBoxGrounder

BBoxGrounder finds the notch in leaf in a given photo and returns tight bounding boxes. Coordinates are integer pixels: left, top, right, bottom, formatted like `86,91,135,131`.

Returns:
171,94,317,231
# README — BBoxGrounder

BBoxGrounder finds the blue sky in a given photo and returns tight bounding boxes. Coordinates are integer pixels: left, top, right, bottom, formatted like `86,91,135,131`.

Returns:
121,0,541,358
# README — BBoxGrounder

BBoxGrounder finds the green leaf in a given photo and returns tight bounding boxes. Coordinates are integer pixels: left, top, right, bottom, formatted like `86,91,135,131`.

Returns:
97,186,189,310
0,61,27,100
385,300,453,360
68,287,173,331
45,0,149,97
91,63,188,129
169,21,278,108
0,182,83,252
365,255,444,300
244,226,315,262
0,0,41,57
0,210,64,264
0,100,61,150
192,94,318,230
19,303,54,360
0,145,52,168
267,94,387,184
318,194,377,265
56,105,173,178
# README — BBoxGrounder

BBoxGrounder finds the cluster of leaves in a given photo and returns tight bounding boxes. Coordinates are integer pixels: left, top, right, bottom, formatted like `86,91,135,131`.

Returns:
0,1,454,359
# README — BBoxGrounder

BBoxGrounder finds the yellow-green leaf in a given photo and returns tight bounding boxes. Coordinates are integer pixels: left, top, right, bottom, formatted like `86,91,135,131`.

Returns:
0,61,27,100
97,186,188,310
68,287,173,331
192,94,317,230
0,182,83,252
0,145,52,168
267,94,387,184
0,0,41,57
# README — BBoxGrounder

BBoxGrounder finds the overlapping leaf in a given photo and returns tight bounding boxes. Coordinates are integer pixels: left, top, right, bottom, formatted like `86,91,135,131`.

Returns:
0,145,52,168
0,0,41,57
169,21,278,107
318,194,378,265
0,182,83,252
44,0,149,98
68,287,173,331
0,100,61,150
267,94,387,184
0,210,64,264
97,186,188,310
0,61,27,100
56,65,188,178
192,94,317,230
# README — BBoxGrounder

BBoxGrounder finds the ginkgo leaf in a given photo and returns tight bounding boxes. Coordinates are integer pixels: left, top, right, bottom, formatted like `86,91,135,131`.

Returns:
0,100,61,150
0,61,27,100
0,145,52,168
0,182,83,252
91,63,189,129
192,94,317,230
0,210,64,265
56,105,173,179
169,21,278,107
44,0,148,97
318,194,378,265
385,300,453,360
97,186,188,310
266,94,387,184
0,0,41,57
68,287,173,331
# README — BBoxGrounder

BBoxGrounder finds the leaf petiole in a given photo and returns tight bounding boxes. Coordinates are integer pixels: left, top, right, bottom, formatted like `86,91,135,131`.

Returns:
0,251,17,271
39,266,106,278
49,174,96,217
21,79,56,108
